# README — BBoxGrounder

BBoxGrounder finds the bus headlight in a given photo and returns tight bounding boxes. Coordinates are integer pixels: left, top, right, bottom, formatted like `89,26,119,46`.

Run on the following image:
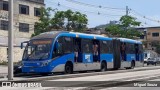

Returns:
41,61,50,67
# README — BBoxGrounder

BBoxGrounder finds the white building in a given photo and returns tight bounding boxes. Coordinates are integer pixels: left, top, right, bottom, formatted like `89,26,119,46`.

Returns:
0,0,44,62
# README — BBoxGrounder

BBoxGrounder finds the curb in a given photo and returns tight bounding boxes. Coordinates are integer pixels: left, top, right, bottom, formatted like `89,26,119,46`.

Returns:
0,76,4,78
0,74,7,79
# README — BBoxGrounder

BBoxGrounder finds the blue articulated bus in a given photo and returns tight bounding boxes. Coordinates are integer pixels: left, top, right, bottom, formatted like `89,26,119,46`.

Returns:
21,31,144,74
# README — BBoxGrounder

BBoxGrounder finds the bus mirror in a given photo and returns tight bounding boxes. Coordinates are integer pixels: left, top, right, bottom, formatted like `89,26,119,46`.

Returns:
21,41,29,49
21,43,23,49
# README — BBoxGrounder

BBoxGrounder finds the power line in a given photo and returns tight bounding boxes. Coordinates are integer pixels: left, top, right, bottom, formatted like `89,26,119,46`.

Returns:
46,1,123,17
66,0,125,11
130,13,157,27
131,9,160,23
47,1,160,27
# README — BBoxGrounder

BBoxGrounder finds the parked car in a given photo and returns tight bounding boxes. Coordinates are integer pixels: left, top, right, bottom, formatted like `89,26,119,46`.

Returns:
14,61,22,74
144,58,148,64
147,58,157,66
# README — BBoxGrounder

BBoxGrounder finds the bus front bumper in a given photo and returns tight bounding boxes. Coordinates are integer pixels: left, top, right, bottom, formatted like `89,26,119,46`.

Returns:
22,66,51,73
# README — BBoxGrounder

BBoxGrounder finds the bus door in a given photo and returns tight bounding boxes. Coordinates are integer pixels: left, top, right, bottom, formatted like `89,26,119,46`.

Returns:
135,44,139,61
74,38,82,63
93,40,100,62
120,42,126,61
81,39,93,70
113,39,121,69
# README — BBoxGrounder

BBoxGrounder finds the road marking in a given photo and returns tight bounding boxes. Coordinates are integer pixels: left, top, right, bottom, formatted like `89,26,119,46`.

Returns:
99,87,118,90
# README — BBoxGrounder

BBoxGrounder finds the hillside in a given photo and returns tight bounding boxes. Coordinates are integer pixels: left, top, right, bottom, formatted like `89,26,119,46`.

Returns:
95,24,110,29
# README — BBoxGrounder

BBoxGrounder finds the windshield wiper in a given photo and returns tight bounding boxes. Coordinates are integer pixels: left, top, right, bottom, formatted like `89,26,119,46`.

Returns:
39,53,48,60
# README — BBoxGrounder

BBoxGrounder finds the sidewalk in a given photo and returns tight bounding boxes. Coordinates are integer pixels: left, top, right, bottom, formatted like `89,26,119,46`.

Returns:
0,65,8,79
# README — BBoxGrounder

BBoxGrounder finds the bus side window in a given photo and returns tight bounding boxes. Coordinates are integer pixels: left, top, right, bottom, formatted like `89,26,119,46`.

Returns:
53,37,63,57
63,37,73,54
120,42,126,61
139,44,143,53
126,43,135,54
108,41,113,53
82,39,92,53
100,41,108,54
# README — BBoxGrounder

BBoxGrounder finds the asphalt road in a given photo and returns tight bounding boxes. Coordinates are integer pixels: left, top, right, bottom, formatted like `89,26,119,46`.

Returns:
0,69,160,90
99,78,160,90
99,87,160,90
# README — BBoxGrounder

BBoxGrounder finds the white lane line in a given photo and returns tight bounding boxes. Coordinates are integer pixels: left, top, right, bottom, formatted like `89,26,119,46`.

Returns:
99,87,118,90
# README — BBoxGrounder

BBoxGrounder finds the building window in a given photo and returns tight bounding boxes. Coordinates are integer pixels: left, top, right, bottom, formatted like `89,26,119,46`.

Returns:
19,4,29,15
152,32,159,37
34,7,40,16
0,1,9,11
0,20,9,30
19,23,29,32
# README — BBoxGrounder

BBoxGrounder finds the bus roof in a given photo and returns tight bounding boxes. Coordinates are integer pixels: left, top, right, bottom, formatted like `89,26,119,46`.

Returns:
31,31,112,41
69,32,112,40
118,38,142,44
31,31,142,44
31,31,67,40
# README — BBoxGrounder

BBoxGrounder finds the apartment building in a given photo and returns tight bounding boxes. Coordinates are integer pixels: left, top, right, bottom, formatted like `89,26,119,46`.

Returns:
137,27,160,52
0,0,44,62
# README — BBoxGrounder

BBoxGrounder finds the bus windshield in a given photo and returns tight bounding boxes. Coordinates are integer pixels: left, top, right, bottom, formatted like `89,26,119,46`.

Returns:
23,39,52,60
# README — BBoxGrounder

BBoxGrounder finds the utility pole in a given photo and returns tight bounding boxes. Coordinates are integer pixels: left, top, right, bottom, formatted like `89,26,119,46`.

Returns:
8,0,14,80
126,6,129,16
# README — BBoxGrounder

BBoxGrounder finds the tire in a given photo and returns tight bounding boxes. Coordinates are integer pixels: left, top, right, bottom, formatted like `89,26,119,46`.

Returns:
101,62,107,72
65,63,73,74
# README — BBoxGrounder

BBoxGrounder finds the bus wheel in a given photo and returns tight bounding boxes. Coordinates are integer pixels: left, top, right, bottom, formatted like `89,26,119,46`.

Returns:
101,62,107,72
65,63,73,74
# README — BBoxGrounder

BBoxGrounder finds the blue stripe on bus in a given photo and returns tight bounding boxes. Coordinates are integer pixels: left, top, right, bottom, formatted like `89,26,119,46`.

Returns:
100,54,113,62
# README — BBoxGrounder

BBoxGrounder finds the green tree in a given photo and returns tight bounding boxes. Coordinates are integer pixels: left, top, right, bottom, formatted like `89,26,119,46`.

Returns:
105,15,142,39
53,10,88,32
74,12,88,32
32,7,56,37
120,15,141,28
32,8,88,37
105,24,121,37
51,11,65,29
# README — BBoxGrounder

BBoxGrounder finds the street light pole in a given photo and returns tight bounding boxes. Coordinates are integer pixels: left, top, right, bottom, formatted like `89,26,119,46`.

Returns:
8,0,14,80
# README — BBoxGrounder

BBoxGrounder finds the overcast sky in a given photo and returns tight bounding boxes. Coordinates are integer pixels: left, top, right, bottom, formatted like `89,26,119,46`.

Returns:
45,0,160,28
